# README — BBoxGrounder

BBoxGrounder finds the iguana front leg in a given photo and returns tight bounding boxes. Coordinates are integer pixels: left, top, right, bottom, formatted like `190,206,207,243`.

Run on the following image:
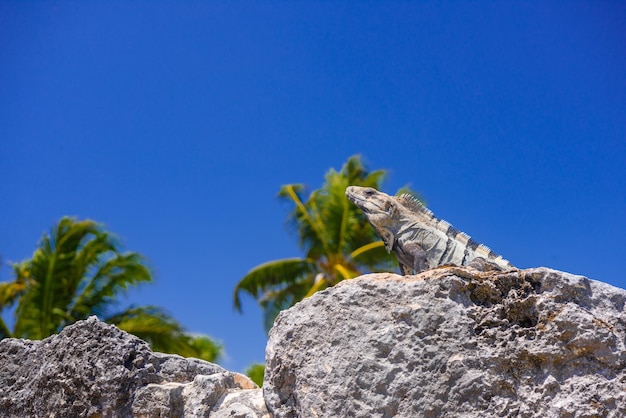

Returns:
398,262,413,276
395,242,429,275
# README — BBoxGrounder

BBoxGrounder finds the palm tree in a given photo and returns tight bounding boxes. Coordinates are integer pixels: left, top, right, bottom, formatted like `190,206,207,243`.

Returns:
0,217,221,362
234,155,414,331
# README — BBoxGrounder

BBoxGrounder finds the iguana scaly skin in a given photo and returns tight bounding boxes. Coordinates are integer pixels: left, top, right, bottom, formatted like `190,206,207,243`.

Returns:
346,186,514,275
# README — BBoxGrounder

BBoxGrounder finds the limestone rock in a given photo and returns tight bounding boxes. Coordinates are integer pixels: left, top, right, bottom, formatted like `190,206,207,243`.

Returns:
264,267,626,417
0,316,267,417
212,389,271,418
3,267,624,417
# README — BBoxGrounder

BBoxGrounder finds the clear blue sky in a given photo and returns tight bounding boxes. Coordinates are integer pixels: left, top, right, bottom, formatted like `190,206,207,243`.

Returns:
1,2,624,372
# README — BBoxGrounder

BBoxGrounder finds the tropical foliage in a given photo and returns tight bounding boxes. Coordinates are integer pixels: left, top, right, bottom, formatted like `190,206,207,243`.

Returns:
244,363,266,387
234,155,414,331
0,217,221,362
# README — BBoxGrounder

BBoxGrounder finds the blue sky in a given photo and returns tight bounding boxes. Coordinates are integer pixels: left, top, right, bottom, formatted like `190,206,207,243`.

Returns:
1,2,624,372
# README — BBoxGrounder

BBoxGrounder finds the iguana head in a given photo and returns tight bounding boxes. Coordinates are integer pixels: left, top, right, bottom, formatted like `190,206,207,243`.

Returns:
345,186,401,253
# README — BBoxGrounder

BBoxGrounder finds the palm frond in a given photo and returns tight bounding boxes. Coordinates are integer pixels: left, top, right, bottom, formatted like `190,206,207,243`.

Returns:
333,263,359,281
314,173,352,254
108,306,222,362
350,240,398,272
233,258,316,312
70,252,152,319
259,277,314,332
303,273,328,298
350,241,385,259
183,334,222,362
278,184,331,255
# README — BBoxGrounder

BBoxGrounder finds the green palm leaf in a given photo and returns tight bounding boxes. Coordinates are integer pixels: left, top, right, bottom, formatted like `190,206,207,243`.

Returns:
234,258,316,312
279,184,330,255
69,252,151,319
107,306,221,362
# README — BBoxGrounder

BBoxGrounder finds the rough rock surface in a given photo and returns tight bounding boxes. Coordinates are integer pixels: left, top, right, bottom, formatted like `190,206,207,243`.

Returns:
0,316,268,418
264,267,626,417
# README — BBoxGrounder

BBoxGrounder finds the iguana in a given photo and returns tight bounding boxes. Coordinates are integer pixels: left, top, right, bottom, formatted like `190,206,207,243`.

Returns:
345,186,514,275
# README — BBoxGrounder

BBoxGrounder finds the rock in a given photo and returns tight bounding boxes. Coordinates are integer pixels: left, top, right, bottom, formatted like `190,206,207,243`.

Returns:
0,316,268,417
212,389,270,418
264,267,626,417
3,267,624,417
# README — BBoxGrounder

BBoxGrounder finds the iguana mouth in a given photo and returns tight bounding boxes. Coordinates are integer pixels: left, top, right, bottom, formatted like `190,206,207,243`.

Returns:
345,193,370,213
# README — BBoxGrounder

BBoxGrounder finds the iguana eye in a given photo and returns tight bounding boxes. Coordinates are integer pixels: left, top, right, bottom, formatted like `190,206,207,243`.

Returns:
365,189,376,197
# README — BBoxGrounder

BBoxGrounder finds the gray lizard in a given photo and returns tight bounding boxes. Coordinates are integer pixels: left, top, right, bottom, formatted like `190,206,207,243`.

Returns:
345,186,514,275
